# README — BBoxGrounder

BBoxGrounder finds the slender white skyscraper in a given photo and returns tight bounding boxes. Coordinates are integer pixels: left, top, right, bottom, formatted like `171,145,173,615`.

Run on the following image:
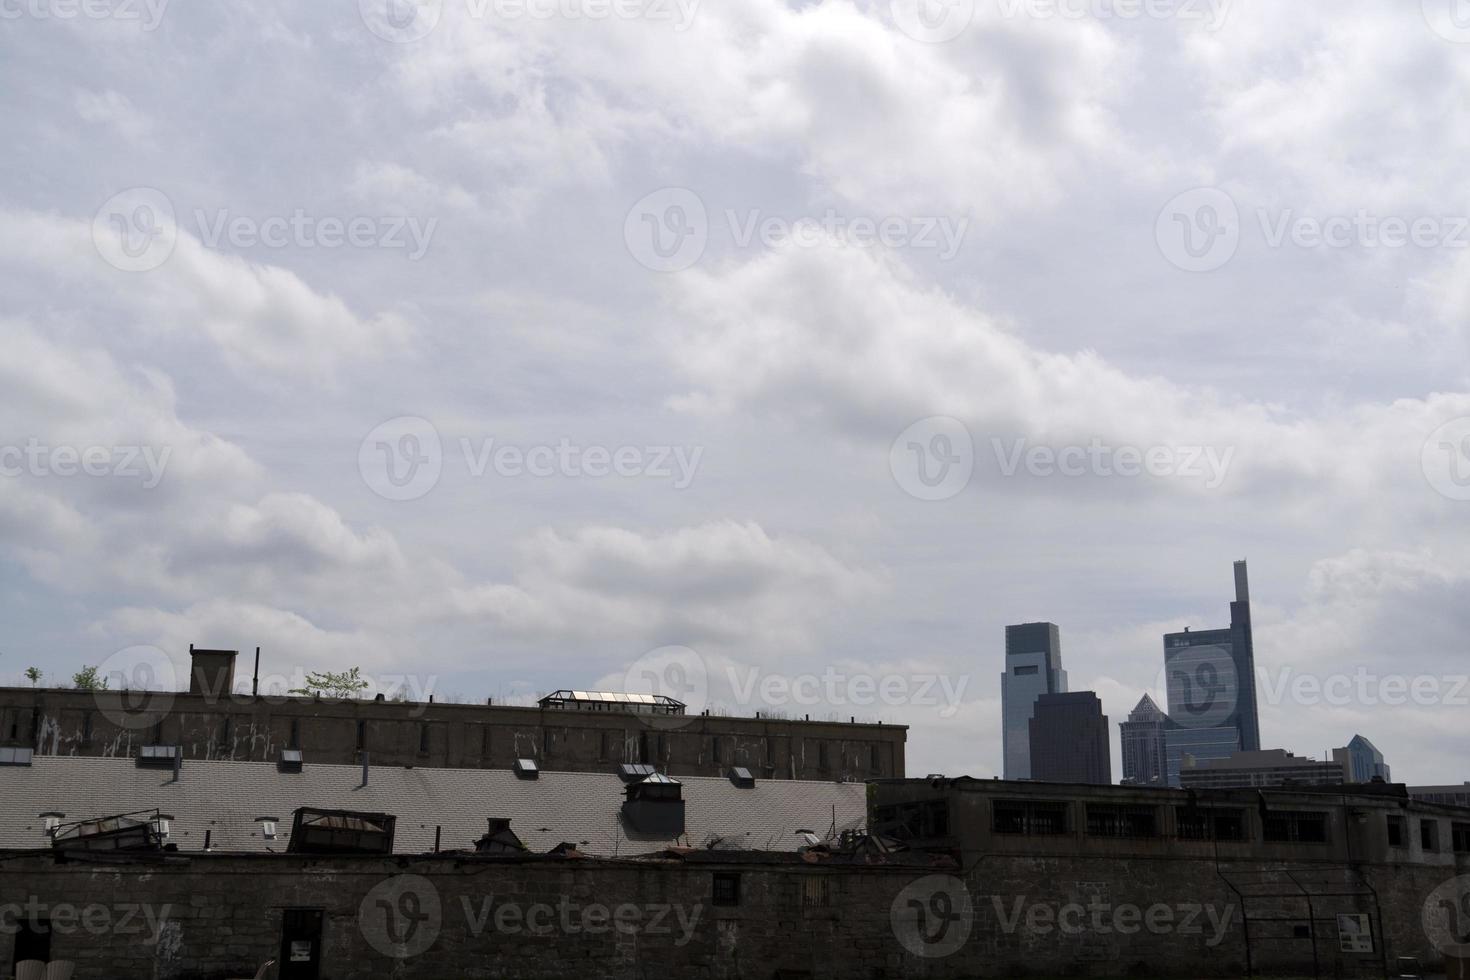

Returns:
1001,622,1068,780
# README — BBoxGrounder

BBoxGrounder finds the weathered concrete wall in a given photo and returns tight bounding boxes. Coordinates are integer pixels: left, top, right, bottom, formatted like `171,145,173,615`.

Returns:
0,850,1463,979
0,687,906,781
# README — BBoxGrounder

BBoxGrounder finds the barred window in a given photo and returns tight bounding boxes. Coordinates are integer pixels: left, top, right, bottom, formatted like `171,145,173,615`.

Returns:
1262,810,1328,844
993,800,1068,836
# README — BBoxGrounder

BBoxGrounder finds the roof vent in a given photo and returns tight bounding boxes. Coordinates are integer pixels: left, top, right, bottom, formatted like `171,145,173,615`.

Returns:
0,747,34,767
728,767,755,788
277,748,304,773
618,763,657,782
514,758,539,779
137,745,180,769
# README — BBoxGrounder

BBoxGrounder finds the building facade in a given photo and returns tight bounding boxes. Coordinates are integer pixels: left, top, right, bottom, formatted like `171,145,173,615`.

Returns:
1120,693,1168,786
1000,622,1067,780
1177,748,1343,789
1162,560,1262,785
0,652,906,783
1028,691,1111,785
1334,733,1391,783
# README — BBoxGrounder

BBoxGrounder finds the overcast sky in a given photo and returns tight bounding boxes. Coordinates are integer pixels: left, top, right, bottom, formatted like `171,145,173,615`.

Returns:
2,0,1468,784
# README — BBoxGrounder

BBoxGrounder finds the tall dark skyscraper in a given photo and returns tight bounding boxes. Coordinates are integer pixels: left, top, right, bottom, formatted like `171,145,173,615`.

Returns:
1161,560,1262,785
1001,622,1068,780
1029,691,1111,785
1120,693,1167,786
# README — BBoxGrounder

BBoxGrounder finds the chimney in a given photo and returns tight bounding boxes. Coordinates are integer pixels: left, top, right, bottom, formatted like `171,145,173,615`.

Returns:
1233,560,1250,603
188,646,238,700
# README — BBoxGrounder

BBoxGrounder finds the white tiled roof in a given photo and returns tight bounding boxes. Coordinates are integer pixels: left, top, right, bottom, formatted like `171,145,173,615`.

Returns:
0,756,867,856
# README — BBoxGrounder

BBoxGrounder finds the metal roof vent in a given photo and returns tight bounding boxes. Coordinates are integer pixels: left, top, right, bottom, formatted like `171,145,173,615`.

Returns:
514,758,539,780
728,767,755,788
618,763,657,782
277,748,304,773
137,745,180,769
0,747,34,767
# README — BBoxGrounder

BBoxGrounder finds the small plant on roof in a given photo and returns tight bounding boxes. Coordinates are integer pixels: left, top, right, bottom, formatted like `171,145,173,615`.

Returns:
288,666,370,700
71,665,108,691
25,667,43,687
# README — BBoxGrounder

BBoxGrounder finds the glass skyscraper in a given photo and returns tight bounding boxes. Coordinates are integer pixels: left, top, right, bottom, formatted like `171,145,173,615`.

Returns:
1161,560,1262,786
1001,622,1067,780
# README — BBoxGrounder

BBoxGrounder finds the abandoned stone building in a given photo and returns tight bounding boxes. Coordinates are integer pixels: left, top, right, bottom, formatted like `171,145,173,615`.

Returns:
0,648,907,781
0,751,1467,980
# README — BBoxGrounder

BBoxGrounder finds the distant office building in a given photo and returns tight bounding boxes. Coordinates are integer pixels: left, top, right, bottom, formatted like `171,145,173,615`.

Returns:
1332,734,1390,784
1001,623,1068,780
1120,693,1168,786
1162,560,1262,785
1178,749,1341,790
1029,691,1111,785
1408,783,1470,808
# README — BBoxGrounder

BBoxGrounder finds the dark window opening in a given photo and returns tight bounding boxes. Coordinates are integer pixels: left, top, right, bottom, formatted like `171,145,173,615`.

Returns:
1176,807,1247,842
11,915,51,971
355,720,366,751
711,735,722,764
1421,819,1440,852
481,726,490,759
1013,665,1040,675
1086,804,1157,838
817,740,830,771
1386,815,1407,848
873,800,951,841
82,711,93,745
1263,810,1329,844
712,871,741,907
418,722,430,755
289,718,301,750
993,800,1069,836
800,876,832,907
870,744,881,772
1452,822,1470,854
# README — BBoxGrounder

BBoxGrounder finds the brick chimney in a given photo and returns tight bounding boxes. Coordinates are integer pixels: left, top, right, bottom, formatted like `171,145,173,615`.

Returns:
188,646,238,700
